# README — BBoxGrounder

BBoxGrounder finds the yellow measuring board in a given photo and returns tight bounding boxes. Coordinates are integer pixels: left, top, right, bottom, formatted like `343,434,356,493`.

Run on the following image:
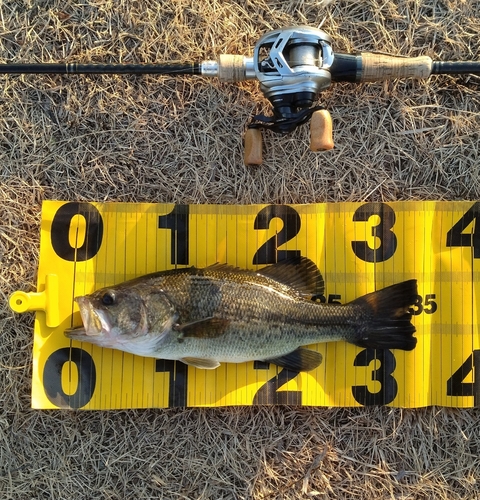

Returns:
9,200,480,409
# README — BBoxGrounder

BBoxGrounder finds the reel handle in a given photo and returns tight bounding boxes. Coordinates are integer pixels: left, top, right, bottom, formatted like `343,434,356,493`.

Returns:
243,109,334,165
310,110,334,151
244,128,263,166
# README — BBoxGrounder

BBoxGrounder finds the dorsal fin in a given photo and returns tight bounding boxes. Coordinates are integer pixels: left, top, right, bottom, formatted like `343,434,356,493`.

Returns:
203,258,324,297
203,263,242,273
257,257,324,297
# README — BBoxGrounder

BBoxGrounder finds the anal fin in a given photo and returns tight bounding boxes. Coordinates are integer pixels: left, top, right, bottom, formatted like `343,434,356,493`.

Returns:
262,347,323,372
180,357,221,369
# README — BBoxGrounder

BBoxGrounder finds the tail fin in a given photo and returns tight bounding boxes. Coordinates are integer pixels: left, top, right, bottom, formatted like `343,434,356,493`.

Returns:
350,280,418,351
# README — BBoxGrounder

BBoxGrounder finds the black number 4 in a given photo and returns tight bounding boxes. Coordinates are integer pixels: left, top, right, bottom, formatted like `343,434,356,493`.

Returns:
446,350,480,405
446,202,480,258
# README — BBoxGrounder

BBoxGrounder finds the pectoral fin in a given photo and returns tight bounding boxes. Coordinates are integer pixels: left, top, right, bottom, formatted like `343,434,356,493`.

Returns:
180,357,221,369
262,347,323,372
175,317,230,339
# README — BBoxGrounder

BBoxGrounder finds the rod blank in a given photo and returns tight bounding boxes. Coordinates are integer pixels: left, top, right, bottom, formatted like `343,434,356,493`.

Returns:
0,62,201,75
431,61,480,75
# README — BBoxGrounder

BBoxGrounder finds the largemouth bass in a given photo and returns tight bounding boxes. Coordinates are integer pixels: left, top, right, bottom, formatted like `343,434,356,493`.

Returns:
65,258,417,372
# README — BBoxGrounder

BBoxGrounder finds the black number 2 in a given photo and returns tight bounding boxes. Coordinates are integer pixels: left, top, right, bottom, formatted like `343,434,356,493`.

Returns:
252,205,301,265
253,363,302,405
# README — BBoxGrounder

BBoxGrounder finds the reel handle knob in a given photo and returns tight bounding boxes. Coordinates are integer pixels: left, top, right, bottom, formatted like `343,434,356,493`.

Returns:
244,128,263,165
310,110,334,151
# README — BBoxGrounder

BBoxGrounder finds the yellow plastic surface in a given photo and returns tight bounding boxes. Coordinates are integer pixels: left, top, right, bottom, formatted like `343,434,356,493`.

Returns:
9,274,60,327
12,200,480,409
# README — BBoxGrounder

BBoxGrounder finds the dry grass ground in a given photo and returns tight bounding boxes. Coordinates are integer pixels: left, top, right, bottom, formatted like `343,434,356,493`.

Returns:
1,0,480,498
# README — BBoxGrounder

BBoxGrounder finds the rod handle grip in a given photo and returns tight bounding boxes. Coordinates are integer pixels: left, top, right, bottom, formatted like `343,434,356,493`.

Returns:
218,54,248,82
360,53,433,82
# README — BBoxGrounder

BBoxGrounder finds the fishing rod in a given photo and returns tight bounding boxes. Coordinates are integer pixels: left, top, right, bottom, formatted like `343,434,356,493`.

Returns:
3,26,480,165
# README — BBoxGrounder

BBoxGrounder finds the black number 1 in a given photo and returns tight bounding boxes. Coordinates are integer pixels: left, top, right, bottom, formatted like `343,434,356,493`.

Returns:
158,205,189,265
155,360,188,407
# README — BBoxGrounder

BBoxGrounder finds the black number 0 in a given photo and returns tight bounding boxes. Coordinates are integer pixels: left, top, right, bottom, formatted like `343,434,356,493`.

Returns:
51,202,103,261
43,347,96,409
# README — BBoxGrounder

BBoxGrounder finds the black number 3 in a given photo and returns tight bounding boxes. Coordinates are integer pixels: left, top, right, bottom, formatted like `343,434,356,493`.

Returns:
352,348,398,405
352,203,397,262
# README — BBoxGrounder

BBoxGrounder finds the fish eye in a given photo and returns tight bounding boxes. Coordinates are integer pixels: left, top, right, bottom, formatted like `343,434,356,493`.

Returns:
101,292,116,306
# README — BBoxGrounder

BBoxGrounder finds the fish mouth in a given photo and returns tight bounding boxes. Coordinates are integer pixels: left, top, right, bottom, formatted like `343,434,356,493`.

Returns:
64,297,112,340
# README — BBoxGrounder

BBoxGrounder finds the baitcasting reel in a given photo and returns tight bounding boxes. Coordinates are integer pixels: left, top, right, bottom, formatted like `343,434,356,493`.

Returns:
200,26,337,163
250,27,334,133
2,25,480,165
